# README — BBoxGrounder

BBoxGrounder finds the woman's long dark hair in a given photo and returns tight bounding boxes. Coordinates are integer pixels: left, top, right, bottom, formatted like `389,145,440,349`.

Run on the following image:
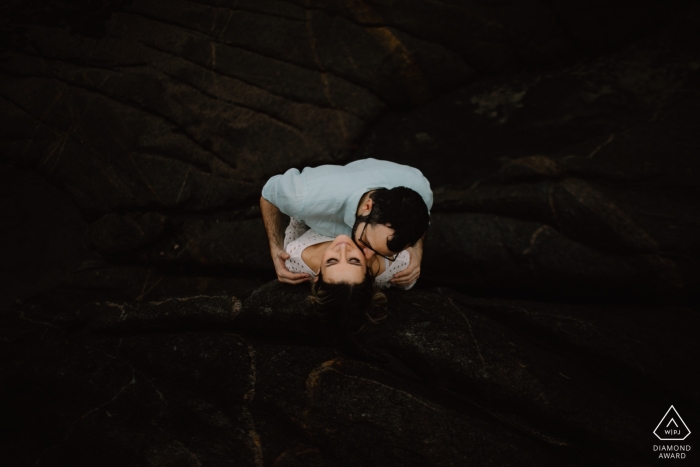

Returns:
308,269,387,352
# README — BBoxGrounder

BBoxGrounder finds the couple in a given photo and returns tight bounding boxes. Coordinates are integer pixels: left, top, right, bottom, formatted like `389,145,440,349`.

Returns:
260,158,432,324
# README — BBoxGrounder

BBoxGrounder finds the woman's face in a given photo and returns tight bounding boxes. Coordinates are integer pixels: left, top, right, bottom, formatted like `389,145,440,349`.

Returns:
320,234,368,284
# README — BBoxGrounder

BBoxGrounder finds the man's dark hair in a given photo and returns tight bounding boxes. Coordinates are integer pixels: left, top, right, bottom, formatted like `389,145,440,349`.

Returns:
357,187,429,253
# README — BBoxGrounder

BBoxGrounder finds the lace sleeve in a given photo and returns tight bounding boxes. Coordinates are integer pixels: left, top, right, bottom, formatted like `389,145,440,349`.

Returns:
375,250,415,290
283,218,309,250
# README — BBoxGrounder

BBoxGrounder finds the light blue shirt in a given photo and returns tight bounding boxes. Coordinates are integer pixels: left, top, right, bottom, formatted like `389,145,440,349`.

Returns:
262,158,433,237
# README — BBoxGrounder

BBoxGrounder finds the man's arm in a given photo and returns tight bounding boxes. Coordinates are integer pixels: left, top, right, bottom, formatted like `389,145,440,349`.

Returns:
390,232,426,287
260,196,310,284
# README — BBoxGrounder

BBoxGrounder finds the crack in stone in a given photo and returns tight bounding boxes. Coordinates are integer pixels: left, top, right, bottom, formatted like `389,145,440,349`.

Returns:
418,0,505,29
146,294,234,305
508,306,599,332
586,133,615,158
304,5,350,142
164,438,203,467
128,154,161,200
120,8,381,108
216,9,235,38
305,358,441,414
277,0,484,72
446,298,487,379
136,39,372,120
243,343,257,402
27,68,231,167
547,184,562,229
236,337,263,467
175,166,190,205
523,225,550,255
136,270,154,303
347,0,432,105
160,69,318,135
18,310,54,328
273,447,321,466
183,0,305,22
560,178,658,252
34,374,137,466
39,73,113,176
2,66,237,176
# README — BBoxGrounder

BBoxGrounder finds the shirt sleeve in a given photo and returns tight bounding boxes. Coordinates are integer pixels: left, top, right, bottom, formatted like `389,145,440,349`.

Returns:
407,165,433,213
261,168,305,218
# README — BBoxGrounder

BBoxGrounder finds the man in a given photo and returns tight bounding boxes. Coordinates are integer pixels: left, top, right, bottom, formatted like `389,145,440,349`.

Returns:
260,158,432,286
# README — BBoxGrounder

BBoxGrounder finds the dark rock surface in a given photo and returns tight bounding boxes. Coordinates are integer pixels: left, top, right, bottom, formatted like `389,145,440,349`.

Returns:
3,279,697,465
0,165,93,310
2,1,700,465
4,0,698,302
358,8,700,303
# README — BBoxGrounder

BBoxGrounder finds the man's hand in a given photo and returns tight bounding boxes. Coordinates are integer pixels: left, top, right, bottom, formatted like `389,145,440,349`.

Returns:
261,196,310,284
272,248,310,284
391,245,422,287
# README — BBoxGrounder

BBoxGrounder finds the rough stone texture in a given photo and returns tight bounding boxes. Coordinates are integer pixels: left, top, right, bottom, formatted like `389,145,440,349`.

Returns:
0,0,690,215
357,8,700,303
85,212,168,254
356,7,700,186
3,281,695,465
4,1,697,304
2,1,700,466
443,291,700,408
0,165,93,310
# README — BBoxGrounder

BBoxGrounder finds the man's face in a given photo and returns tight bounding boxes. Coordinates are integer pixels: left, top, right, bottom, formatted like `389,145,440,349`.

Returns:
353,221,398,259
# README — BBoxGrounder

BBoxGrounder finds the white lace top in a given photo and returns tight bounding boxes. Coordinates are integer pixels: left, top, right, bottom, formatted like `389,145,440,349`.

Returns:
284,218,415,290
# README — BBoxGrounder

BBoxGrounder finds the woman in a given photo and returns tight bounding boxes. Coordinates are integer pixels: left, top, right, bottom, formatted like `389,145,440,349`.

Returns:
284,218,417,290
284,218,394,347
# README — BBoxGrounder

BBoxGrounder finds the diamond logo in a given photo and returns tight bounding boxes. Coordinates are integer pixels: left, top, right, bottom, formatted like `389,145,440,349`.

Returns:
654,406,691,441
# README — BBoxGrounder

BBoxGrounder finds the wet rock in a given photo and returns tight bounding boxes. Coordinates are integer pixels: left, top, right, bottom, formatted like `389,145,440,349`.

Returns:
241,284,698,459
0,0,687,220
356,7,700,188
2,2,699,465
0,165,92,309
85,212,167,254
2,301,575,467
0,320,266,466
442,291,700,410
423,211,665,301
360,10,700,302
137,217,272,270
56,295,241,333
422,91,700,300
366,291,658,457
8,281,690,464
61,263,266,302
237,281,317,339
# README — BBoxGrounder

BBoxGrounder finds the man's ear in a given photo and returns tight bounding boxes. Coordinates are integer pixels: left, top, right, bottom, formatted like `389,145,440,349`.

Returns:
358,196,373,216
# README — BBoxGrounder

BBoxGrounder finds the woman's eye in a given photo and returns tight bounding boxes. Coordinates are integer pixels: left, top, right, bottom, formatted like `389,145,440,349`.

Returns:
325,258,338,265
349,258,361,264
